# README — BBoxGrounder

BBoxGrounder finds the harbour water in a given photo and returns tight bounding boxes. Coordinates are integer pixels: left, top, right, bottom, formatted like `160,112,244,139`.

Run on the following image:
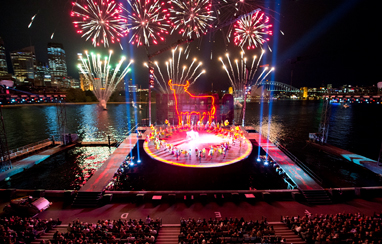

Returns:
1,100,381,189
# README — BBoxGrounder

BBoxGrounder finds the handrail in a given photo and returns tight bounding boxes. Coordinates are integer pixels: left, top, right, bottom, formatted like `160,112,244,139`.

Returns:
9,138,51,153
274,141,323,185
8,138,52,159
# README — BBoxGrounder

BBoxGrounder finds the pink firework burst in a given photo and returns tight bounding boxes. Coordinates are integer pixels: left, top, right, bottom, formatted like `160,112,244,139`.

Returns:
232,10,272,50
120,0,170,46
71,0,128,47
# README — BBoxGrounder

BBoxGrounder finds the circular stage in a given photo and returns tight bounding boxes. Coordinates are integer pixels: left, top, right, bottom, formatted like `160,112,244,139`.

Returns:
143,127,252,168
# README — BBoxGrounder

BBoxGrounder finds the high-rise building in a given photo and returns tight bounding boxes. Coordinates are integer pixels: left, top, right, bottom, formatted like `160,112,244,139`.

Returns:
77,53,93,91
79,73,93,91
35,61,51,86
0,37,8,76
47,43,68,87
10,46,36,82
68,77,80,89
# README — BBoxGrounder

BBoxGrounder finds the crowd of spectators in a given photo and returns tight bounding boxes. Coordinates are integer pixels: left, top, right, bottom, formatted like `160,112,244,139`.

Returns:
179,217,282,244
0,216,61,243
51,216,160,244
282,212,382,243
104,156,144,191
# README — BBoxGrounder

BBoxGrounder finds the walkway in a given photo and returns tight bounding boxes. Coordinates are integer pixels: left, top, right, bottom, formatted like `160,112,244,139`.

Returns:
309,141,382,175
79,133,138,192
9,140,61,160
79,141,117,146
0,144,75,182
36,197,382,225
249,132,322,190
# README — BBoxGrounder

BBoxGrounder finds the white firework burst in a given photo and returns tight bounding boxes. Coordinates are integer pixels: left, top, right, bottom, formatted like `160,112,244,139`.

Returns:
168,0,215,38
71,0,128,47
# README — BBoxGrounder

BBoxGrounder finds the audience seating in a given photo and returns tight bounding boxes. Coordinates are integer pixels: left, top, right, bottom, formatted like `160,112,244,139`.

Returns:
0,216,61,243
51,217,161,243
1,216,161,244
282,212,382,244
178,217,281,244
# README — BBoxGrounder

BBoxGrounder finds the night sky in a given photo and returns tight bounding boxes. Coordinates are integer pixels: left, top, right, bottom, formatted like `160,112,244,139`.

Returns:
1,0,381,92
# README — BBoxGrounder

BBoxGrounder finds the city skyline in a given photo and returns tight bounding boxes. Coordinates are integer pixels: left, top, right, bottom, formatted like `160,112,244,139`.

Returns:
0,0,381,91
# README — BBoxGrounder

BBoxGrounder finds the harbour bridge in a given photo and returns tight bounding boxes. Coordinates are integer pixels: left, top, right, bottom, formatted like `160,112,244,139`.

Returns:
255,81,300,92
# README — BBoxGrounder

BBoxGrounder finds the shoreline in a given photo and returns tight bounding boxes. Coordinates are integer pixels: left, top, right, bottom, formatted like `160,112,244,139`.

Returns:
0,99,309,108
1,101,154,107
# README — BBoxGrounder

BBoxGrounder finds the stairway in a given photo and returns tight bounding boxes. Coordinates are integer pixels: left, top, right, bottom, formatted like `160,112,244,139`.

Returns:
301,190,332,205
72,191,103,207
31,224,68,244
270,222,305,244
156,224,180,244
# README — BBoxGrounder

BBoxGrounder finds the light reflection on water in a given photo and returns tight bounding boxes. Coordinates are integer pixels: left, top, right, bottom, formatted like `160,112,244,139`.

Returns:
69,146,116,189
1,104,151,147
0,146,115,190
2,100,382,187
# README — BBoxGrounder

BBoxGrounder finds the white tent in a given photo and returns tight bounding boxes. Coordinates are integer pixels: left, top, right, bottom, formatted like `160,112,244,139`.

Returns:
0,80,14,88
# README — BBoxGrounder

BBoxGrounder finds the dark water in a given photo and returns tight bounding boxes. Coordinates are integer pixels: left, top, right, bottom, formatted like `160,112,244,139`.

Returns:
0,147,115,190
1,104,153,148
244,100,382,188
1,100,382,189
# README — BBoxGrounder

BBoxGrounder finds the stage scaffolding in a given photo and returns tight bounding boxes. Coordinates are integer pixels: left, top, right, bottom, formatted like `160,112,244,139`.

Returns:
0,105,11,172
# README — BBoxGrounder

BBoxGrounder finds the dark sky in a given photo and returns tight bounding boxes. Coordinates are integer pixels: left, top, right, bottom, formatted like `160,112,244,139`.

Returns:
1,0,381,91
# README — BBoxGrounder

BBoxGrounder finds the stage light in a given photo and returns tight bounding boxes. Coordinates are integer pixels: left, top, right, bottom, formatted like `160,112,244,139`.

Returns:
129,162,134,166
264,161,269,166
256,158,261,162
137,159,141,163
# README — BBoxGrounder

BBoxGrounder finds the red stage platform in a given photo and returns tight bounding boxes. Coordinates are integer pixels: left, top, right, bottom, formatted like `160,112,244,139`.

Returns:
143,129,252,168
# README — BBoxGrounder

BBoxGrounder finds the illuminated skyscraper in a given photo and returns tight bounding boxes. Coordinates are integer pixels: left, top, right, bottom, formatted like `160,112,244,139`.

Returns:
77,53,93,91
0,37,8,76
35,61,51,86
10,46,36,82
47,43,68,87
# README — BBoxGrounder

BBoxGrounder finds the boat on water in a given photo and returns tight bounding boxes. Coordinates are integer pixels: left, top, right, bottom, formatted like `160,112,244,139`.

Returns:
343,103,350,108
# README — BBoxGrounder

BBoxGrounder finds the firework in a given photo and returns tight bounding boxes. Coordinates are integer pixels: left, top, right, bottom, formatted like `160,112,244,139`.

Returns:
78,50,134,109
231,10,272,50
168,0,215,38
120,0,169,46
144,48,205,93
28,13,38,28
71,0,127,47
219,49,273,98
213,0,264,24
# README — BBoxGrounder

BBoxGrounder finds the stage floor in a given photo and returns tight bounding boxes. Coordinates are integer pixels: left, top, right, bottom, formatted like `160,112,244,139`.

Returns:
143,129,252,168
